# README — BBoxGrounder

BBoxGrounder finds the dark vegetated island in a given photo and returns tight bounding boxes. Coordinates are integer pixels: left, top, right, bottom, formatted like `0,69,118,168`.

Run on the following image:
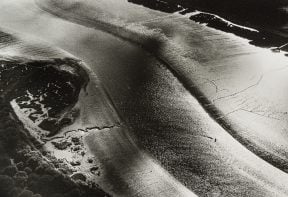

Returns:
0,56,110,197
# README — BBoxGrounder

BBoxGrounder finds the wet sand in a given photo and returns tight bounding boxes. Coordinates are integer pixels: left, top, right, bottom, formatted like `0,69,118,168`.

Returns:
3,0,288,196
37,0,288,176
0,0,197,196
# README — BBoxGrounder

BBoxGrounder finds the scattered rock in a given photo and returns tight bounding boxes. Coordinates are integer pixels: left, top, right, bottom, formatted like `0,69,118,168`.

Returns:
71,173,86,182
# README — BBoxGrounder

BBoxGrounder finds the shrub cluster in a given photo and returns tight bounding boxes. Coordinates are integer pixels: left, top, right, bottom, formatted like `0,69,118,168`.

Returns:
0,97,109,197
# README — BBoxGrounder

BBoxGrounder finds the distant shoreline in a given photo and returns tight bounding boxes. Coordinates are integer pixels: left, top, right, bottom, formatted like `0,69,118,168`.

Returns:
129,0,288,51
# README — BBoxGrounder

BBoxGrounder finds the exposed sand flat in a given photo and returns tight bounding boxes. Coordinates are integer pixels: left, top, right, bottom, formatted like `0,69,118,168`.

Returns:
132,11,288,172
36,0,288,175
3,0,288,196
85,127,195,197
0,0,198,196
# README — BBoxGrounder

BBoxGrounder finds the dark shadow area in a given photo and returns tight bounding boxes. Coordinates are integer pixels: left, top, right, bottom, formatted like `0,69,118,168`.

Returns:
128,0,183,13
0,56,109,197
128,0,288,51
189,12,287,48
0,57,88,136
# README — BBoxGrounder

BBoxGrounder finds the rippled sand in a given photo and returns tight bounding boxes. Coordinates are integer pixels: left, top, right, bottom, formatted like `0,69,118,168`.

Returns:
2,0,288,196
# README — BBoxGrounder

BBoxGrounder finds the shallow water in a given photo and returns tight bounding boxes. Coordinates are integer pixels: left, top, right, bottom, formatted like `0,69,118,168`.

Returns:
3,0,288,196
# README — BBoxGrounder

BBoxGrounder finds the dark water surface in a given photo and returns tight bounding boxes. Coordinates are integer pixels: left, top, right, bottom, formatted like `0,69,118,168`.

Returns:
129,0,288,50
